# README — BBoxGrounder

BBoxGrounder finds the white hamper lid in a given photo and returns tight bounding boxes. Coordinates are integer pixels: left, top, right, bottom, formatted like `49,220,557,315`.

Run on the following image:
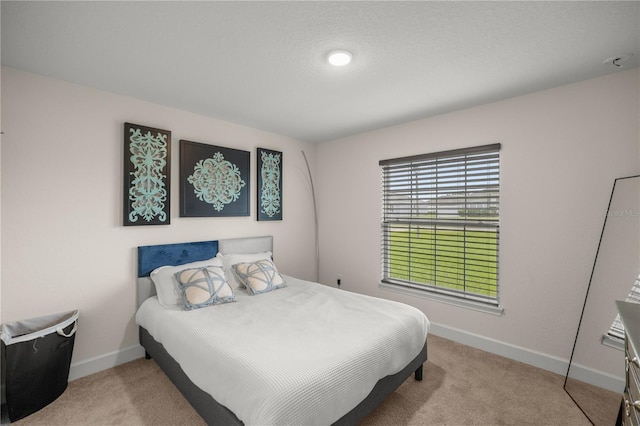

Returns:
1,310,79,345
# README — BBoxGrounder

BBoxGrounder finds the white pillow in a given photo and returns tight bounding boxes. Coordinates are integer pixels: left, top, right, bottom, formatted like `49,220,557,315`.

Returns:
216,251,272,288
150,257,223,307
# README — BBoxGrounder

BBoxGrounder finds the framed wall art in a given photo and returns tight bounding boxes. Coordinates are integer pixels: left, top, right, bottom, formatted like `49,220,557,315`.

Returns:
257,148,283,221
180,140,250,217
123,122,171,226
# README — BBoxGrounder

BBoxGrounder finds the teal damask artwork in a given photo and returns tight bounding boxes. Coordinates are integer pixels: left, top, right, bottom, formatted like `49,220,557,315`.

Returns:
257,148,283,221
180,140,250,217
187,152,246,212
123,123,171,226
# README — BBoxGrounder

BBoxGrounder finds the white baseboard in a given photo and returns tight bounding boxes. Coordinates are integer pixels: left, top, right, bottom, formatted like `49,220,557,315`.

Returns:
565,361,625,393
429,321,624,393
68,325,625,394
68,344,145,381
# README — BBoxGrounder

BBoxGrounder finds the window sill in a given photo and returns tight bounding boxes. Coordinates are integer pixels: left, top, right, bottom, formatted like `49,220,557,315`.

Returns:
379,281,504,316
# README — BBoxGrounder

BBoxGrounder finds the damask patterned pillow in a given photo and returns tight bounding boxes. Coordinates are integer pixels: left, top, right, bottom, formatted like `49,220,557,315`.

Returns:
232,259,286,296
174,266,235,310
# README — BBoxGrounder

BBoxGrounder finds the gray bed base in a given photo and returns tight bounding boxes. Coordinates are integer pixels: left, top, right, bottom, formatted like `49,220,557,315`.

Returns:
140,327,427,425
137,236,428,425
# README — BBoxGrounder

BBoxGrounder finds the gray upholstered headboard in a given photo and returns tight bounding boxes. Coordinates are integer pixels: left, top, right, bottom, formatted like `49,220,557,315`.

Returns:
136,236,273,308
218,236,273,256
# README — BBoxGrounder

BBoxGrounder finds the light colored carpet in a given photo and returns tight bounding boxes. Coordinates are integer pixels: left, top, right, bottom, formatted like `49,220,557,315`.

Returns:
10,335,619,425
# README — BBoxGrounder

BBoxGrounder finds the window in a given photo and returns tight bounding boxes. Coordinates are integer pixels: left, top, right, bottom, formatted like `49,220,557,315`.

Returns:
380,143,501,308
605,274,640,344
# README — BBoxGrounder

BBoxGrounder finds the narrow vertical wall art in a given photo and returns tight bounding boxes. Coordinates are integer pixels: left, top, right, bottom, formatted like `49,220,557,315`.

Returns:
123,122,171,226
257,148,283,221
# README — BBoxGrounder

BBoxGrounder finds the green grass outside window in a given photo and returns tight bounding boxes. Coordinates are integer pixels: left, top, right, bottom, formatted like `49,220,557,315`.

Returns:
387,228,498,298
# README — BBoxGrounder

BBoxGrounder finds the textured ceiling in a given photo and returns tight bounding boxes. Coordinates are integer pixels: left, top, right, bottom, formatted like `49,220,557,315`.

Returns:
2,1,639,143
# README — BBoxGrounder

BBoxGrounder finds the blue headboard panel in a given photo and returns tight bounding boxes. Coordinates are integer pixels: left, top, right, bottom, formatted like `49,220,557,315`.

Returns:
137,240,218,277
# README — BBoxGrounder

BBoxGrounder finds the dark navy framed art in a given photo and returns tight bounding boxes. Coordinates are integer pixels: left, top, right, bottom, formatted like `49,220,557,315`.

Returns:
257,148,283,221
123,122,171,226
179,140,250,217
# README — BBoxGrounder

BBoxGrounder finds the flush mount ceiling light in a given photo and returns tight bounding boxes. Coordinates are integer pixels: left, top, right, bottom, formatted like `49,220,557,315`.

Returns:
327,50,353,66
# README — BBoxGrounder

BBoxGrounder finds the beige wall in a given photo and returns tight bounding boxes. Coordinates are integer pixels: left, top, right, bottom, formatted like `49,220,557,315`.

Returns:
2,66,638,387
315,69,640,387
0,67,318,373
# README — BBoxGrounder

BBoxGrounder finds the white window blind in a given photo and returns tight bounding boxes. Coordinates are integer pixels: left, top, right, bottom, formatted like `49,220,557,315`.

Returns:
607,274,640,341
380,143,501,306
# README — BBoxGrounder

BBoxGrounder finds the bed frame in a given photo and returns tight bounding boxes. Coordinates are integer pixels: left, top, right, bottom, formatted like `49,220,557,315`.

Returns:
137,236,428,425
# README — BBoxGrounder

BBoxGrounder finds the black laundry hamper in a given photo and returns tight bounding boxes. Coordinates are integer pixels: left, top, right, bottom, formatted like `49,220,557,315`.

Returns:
1,310,79,423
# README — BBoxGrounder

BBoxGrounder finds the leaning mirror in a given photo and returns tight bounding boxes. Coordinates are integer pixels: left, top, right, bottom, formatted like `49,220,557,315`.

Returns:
564,174,639,425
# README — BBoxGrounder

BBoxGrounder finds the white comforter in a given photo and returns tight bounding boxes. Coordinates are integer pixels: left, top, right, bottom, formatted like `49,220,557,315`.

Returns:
136,275,429,425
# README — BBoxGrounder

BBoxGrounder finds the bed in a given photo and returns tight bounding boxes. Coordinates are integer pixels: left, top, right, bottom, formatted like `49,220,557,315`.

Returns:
135,236,429,425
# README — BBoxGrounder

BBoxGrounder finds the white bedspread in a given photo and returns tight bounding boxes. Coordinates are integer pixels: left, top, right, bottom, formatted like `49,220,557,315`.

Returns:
136,275,429,425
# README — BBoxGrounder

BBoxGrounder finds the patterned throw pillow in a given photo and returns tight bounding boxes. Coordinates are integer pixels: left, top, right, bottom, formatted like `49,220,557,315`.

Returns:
150,257,222,307
217,251,273,289
174,266,235,310
232,259,286,295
